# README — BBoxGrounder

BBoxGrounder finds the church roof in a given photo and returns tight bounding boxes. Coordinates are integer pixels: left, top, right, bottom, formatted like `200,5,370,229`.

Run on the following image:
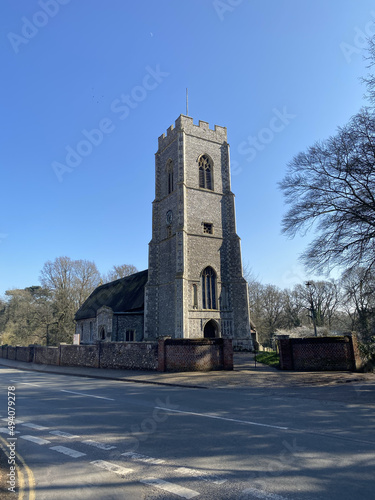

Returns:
75,269,148,320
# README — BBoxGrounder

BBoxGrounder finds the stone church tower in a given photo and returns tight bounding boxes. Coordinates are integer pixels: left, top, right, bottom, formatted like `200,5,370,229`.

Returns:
144,115,253,349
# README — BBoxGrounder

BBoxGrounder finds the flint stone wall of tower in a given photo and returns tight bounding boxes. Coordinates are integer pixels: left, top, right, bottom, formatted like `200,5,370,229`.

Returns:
144,115,253,349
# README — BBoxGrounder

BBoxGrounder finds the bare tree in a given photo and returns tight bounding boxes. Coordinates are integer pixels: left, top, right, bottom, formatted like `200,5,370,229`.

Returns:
341,267,375,340
282,288,303,330
363,36,375,104
280,109,375,276
248,279,285,346
294,280,339,332
40,256,101,343
102,264,138,283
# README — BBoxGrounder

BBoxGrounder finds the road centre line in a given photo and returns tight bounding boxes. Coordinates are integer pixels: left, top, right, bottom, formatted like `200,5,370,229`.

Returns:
81,439,116,450
20,435,51,445
2,418,24,424
60,389,115,401
175,466,227,484
155,407,289,431
10,380,41,387
121,451,165,465
50,445,86,458
141,478,199,499
0,427,19,435
91,460,133,476
49,430,79,439
22,423,49,430
242,487,289,500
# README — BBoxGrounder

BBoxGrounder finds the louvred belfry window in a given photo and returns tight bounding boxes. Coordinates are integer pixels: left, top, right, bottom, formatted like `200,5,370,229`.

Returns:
198,155,213,190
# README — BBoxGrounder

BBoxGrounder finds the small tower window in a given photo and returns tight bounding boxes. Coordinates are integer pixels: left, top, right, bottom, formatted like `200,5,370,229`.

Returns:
167,159,174,194
202,266,217,310
198,155,213,190
203,223,213,234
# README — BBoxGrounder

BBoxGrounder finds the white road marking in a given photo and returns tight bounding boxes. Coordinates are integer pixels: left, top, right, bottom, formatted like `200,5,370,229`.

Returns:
50,446,86,458
242,487,289,500
141,478,200,499
155,407,288,431
91,460,133,476
2,418,24,424
60,390,114,401
49,430,79,439
175,466,227,484
121,452,165,465
81,439,116,450
21,423,49,430
20,435,51,445
0,427,20,435
10,381,41,387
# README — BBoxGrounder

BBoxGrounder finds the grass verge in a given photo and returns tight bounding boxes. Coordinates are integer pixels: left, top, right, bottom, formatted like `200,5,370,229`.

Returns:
255,351,280,368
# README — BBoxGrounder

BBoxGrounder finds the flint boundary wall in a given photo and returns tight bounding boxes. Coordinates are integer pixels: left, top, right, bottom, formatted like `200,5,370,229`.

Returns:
0,338,233,372
276,334,363,371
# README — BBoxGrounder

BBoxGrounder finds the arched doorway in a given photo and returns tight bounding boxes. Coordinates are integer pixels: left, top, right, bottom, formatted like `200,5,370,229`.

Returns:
204,320,218,338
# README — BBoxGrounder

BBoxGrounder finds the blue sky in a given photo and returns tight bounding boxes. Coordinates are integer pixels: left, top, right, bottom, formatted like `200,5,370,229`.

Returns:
1,0,374,296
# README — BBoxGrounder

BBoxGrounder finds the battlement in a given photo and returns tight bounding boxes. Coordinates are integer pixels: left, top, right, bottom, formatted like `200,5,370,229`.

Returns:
158,115,227,150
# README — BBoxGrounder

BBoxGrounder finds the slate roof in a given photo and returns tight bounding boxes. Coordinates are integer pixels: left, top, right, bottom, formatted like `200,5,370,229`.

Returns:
75,269,148,321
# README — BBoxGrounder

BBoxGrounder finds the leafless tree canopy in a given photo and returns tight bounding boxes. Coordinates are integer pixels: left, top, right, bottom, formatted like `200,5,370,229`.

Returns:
0,257,139,346
280,109,375,275
102,264,138,283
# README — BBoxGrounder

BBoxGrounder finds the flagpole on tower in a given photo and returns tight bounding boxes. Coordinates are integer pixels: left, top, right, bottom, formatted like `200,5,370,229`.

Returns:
186,88,189,116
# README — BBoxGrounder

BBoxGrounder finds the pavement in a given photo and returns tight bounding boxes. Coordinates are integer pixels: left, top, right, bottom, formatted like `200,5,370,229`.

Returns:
0,352,373,390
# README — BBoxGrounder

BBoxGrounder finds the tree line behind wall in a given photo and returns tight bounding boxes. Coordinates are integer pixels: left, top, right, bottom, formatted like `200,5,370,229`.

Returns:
248,267,375,347
0,257,138,346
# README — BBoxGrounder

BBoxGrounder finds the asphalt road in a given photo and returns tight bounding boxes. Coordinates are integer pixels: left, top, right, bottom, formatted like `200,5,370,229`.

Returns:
0,365,374,500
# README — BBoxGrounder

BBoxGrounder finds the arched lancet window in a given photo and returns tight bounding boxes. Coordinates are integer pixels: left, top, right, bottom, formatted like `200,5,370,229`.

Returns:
100,327,106,341
192,284,198,309
202,266,217,309
198,155,213,190
166,159,174,194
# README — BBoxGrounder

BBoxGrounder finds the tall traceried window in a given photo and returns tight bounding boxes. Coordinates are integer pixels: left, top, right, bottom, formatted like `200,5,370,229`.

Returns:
202,266,217,309
167,159,174,194
198,155,213,190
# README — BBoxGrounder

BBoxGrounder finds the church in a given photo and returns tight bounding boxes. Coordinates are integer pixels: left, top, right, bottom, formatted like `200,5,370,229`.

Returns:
75,115,254,350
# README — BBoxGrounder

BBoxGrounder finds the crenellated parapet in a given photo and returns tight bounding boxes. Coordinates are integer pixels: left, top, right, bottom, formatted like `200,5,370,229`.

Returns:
158,114,227,151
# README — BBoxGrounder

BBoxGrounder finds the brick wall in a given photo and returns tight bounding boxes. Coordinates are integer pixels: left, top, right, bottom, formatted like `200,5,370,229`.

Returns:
277,335,361,371
158,337,233,372
0,338,233,372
